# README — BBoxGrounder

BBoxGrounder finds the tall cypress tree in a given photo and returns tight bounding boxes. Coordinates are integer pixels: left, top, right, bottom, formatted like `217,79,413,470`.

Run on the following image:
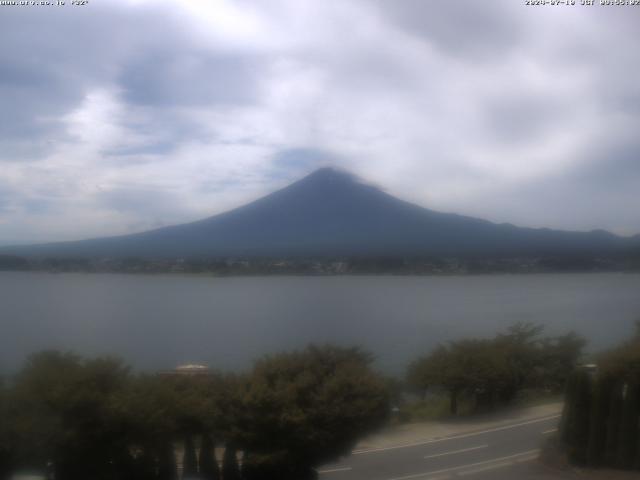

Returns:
240,452,257,480
222,444,241,480
635,407,640,471
616,381,639,469
0,448,11,480
604,381,624,466
586,375,613,467
564,369,591,465
560,372,578,444
182,435,198,478
157,441,178,480
130,448,156,480
199,434,220,480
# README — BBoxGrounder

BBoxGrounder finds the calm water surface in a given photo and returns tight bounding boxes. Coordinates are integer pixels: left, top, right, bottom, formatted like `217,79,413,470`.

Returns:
1,272,639,374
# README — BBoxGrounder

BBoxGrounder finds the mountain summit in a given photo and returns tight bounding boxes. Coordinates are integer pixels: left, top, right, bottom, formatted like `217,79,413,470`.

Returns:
4,168,636,258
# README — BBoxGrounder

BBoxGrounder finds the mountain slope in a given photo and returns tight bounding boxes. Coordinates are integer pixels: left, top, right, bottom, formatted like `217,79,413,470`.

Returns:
3,168,637,258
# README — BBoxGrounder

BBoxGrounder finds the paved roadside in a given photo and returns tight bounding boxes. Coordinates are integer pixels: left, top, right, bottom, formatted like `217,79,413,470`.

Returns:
354,402,563,453
319,406,563,480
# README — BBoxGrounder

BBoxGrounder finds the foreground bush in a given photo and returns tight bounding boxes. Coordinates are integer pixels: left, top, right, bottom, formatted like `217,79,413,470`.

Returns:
0,345,389,480
561,323,640,471
407,323,584,415
234,345,390,479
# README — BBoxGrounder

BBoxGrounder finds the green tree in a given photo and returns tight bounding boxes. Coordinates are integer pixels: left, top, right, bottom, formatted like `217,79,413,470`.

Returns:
157,441,178,480
8,351,133,480
599,321,640,381
494,322,545,401
221,444,241,480
407,345,465,414
408,323,584,417
564,369,592,465
586,375,613,467
234,345,389,479
598,322,640,468
129,448,156,480
0,377,12,480
198,434,220,480
616,381,639,469
240,451,260,480
182,434,198,478
408,339,514,414
538,332,586,392
604,381,624,466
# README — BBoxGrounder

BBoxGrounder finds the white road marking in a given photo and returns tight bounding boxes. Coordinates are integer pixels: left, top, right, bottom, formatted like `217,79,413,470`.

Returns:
423,444,488,459
384,449,540,480
542,428,558,434
515,453,540,463
457,461,513,476
352,414,560,455
459,451,539,475
317,466,353,474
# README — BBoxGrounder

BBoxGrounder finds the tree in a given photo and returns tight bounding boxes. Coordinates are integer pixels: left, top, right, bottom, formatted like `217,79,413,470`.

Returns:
564,369,592,465
121,370,232,480
494,322,545,401
599,321,640,381
586,374,613,467
157,441,178,480
240,451,260,480
409,323,586,417
538,332,586,392
8,351,133,480
182,434,198,478
233,345,389,479
0,378,12,480
408,339,514,414
198,434,220,480
221,444,241,480
604,380,624,466
407,345,465,414
129,448,156,480
616,381,639,469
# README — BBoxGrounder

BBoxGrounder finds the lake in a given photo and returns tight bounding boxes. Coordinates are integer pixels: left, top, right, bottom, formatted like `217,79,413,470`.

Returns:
1,272,639,375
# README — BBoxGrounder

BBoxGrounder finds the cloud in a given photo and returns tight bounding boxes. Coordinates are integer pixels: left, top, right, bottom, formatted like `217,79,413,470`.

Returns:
0,0,639,245
367,0,524,59
95,186,196,232
268,148,343,180
119,52,261,107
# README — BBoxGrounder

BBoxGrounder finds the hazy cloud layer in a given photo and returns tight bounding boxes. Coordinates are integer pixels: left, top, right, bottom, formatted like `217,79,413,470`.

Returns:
0,0,639,245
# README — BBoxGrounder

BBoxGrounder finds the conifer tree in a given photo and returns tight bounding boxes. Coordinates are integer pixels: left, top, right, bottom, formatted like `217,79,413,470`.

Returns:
586,375,612,467
566,369,591,464
560,370,580,445
182,435,198,478
130,449,156,480
616,381,639,469
199,434,220,480
240,452,258,480
222,444,241,480
157,442,178,480
604,381,624,466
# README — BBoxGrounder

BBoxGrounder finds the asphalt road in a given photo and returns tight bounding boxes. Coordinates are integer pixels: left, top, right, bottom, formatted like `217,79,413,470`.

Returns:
318,414,561,480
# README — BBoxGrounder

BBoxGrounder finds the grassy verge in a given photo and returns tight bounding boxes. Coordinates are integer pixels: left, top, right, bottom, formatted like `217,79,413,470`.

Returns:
394,389,563,424
395,394,474,423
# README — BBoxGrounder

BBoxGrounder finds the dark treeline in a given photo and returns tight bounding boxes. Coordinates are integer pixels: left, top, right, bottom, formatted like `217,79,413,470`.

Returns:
2,253,640,275
407,323,585,415
0,345,389,480
561,323,640,471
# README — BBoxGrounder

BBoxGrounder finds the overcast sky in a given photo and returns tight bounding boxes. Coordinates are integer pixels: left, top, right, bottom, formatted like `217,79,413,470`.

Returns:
0,0,639,245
